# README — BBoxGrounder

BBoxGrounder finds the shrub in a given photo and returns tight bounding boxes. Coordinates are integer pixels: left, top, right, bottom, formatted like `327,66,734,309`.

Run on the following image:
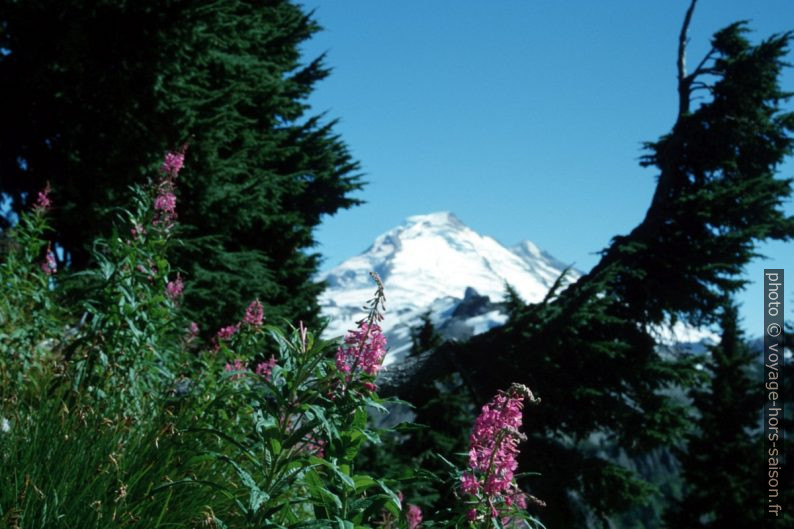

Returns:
0,150,542,529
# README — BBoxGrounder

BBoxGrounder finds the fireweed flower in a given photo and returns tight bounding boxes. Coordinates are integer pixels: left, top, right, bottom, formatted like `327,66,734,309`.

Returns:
460,472,479,495
243,299,265,326
462,383,539,519
217,324,240,341
185,322,199,343
254,356,277,381
407,504,423,529
34,182,52,211
153,191,177,227
500,491,540,528
152,148,186,227
334,272,387,392
335,322,387,377
154,193,176,215
165,274,184,301
40,244,57,275
224,359,247,380
161,149,185,177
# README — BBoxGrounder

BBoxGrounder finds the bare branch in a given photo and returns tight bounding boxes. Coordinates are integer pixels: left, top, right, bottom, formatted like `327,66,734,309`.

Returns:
677,0,698,118
688,47,716,80
689,81,712,93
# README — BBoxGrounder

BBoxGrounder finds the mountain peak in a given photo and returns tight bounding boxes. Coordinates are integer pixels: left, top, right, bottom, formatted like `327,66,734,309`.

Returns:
404,211,463,228
513,240,542,258
319,213,578,362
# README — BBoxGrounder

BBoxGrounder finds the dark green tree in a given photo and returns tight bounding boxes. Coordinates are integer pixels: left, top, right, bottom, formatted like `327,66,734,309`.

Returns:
359,314,477,518
409,311,443,356
0,0,362,331
780,320,794,527
498,10,794,524
665,301,762,528
377,1,794,525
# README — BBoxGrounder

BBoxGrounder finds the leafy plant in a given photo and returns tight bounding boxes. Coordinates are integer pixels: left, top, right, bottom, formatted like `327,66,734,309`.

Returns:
0,150,543,529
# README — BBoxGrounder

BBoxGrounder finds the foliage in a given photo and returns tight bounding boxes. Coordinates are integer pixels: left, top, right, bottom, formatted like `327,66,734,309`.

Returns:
417,11,794,527
0,155,542,529
410,312,443,357
362,313,476,518
0,0,363,334
664,301,767,528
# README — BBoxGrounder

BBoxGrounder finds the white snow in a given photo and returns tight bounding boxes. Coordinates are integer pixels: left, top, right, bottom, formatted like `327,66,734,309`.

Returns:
318,212,577,363
318,211,717,364
652,320,719,346
465,310,509,335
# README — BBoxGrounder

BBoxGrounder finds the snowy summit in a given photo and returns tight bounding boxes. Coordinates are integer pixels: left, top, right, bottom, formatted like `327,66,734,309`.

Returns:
318,212,578,363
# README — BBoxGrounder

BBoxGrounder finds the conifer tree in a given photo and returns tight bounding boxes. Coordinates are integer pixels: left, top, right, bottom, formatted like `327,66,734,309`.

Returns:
377,2,794,525
497,10,794,523
665,301,763,528
409,311,443,357
480,7,794,523
0,0,362,330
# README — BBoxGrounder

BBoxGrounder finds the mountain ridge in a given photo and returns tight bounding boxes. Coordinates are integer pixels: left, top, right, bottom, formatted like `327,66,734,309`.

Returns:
318,211,579,362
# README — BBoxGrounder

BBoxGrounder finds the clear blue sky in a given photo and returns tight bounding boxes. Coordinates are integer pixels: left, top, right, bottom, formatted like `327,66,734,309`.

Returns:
301,0,794,336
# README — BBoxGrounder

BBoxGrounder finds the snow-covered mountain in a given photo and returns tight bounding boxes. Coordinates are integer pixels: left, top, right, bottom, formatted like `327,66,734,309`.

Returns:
318,212,579,363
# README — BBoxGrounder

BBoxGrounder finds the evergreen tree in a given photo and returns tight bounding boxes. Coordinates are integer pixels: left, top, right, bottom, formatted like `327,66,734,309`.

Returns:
665,301,762,528
482,9,794,524
503,11,794,524
409,311,442,356
0,0,362,331
360,314,477,517
780,320,794,527
378,2,794,525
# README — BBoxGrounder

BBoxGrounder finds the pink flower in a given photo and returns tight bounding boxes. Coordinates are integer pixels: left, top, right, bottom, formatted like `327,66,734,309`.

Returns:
500,492,531,528
166,274,183,301
254,356,277,381
136,263,157,282
467,509,478,522
154,192,176,214
407,504,422,529
467,389,524,495
460,472,479,495
152,148,186,227
335,322,387,379
217,324,240,341
161,150,185,177
153,191,177,227
461,384,538,518
514,492,528,510
243,299,264,326
40,245,57,275
224,359,247,380
34,183,52,211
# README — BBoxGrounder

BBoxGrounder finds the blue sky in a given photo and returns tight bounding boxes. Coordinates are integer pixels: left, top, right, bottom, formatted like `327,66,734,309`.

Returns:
301,0,794,335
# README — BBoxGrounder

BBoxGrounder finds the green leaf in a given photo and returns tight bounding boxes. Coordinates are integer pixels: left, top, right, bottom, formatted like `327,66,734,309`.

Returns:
352,474,376,492
376,480,401,515
270,437,282,456
334,517,354,529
